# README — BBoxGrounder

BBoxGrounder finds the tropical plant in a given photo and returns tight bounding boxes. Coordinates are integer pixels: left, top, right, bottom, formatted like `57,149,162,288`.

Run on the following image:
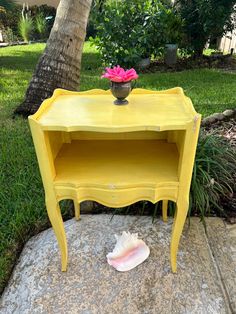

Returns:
35,13,47,39
18,16,33,43
189,133,236,224
176,0,236,56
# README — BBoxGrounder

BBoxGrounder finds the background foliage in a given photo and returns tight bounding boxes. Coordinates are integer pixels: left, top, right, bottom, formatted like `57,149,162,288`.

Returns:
0,3,56,42
90,0,183,67
88,0,236,65
176,0,236,55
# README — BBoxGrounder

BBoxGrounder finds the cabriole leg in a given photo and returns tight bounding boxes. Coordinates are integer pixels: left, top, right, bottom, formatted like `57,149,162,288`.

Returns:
170,198,188,273
45,197,68,271
74,201,80,221
162,200,168,222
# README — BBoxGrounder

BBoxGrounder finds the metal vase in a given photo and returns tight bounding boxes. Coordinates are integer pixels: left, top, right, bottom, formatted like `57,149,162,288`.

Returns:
111,81,132,105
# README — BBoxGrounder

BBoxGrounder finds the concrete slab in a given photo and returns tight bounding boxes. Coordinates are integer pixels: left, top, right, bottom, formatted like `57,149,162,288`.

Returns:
206,218,236,312
0,216,232,314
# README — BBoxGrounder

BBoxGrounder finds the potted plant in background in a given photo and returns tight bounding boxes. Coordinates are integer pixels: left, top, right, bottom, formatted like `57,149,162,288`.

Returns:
164,10,184,66
101,65,138,105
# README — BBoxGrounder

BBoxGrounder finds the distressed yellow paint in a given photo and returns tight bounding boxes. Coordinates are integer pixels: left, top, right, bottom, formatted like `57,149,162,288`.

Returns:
29,87,201,272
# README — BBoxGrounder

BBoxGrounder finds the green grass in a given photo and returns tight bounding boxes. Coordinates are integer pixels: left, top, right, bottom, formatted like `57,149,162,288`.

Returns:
0,42,236,294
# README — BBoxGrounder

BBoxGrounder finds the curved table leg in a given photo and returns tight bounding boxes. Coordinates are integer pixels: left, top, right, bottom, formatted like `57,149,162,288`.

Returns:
170,197,188,273
74,201,80,221
162,200,168,222
46,198,68,271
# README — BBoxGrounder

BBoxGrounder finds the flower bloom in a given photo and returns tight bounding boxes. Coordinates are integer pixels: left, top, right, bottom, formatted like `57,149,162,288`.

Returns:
101,65,138,82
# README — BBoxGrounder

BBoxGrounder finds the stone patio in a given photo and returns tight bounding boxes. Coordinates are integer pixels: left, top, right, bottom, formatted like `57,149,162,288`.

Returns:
0,215,235,314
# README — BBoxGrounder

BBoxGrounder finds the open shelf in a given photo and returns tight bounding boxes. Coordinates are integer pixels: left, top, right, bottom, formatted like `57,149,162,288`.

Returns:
53,140,179,189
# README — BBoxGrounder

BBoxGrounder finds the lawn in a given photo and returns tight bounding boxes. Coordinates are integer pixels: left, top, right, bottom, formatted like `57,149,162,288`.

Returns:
0,42,236,294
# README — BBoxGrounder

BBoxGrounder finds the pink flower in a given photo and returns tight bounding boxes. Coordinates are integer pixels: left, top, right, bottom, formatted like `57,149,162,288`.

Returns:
101,65,138,82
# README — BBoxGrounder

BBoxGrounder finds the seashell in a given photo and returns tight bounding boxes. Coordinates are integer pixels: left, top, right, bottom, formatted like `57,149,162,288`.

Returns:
107,231,150,272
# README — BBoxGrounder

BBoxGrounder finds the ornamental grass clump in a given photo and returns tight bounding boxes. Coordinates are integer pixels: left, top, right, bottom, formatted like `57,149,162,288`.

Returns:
18,16,33,43
35,13,47,39
189,132,236,222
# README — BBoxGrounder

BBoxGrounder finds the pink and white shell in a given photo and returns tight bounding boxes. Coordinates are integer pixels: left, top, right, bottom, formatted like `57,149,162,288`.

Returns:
107,231,150,272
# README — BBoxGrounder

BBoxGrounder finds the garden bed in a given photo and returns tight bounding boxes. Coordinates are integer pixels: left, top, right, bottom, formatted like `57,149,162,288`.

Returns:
142,54,236,73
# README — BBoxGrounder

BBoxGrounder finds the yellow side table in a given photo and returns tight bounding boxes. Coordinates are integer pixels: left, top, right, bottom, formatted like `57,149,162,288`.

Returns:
29,87,201,272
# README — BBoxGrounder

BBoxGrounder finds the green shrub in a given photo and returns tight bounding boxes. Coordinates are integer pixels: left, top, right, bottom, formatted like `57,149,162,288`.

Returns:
162,8,184,44
90,0,175,67
35,13,46,39
190,133,236,222
18,17,33,43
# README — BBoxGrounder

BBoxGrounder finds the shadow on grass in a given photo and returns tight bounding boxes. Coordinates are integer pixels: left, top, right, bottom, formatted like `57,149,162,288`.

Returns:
1,49,103,75
81,51,102,71
0,50,43,72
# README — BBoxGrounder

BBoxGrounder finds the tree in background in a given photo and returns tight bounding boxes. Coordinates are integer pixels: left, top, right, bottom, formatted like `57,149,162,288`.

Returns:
176,0,236,56
15,0,92,116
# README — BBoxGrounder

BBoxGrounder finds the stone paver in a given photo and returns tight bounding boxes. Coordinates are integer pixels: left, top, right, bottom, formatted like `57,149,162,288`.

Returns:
206,218,236,312
0,215,233,314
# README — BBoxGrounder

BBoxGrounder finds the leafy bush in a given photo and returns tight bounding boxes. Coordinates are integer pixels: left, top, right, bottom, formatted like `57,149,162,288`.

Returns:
90,0,175,67
35,13,47,39
18,17,33,43
190,133,236,222
162,8,184,44
176,0,236,56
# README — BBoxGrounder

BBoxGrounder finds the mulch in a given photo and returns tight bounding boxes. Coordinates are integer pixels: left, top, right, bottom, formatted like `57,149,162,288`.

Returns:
203,118,236,148
141,54,236,73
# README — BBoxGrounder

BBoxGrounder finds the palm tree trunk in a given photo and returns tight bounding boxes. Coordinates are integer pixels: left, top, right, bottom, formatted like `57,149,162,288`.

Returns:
15,0,92,116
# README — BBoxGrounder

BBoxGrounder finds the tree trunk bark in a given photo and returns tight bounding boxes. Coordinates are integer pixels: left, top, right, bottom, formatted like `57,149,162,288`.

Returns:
14,0,92,116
